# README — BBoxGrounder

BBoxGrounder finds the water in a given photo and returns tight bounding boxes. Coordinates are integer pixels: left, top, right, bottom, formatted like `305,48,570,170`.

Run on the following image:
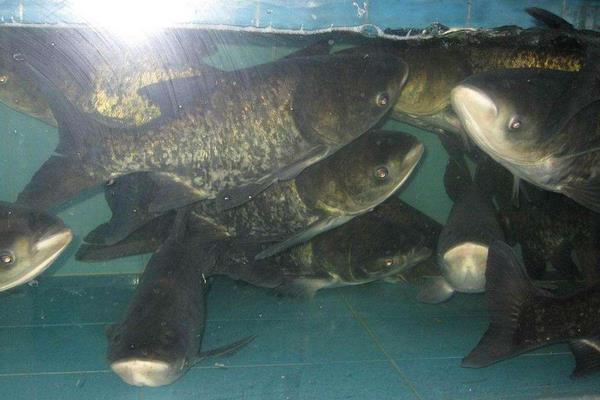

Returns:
0,1,599,399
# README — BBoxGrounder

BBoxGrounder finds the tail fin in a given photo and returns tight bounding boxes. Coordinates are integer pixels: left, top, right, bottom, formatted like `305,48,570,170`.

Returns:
15,49,108,210
570,337,600,378
525,8,575,31
462,241,545,368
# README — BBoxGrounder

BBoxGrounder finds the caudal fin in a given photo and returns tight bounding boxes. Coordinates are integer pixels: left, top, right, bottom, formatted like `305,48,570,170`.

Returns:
570,337,600,377
462,241,545,368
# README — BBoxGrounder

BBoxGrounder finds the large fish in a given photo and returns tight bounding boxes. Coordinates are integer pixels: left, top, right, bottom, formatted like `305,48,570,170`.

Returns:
463,241,600,378
78,196,436,298
418,156,504,304
0,201,72,291
475,155,600,281
339,8,591,140
451,66,600,213
106,210,253,387
80,130,423,258
12,44,407,213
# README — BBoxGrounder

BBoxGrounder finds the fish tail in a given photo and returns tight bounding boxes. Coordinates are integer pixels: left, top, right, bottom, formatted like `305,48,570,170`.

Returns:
15,49,108,210
462,241,545,368
570,337,600,378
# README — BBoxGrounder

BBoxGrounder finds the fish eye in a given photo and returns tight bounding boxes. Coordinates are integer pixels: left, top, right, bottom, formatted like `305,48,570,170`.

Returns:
374,166,388,180
375,92,389,108
0,75,8,84
0,251,15,266
384,258,394,267
508,116,522,131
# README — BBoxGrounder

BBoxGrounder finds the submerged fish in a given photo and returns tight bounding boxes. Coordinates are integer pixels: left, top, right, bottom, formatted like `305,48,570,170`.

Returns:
0,202,72,291
451,66,600,213
215,202,433,296
339,8,590,139
418,157,504,304
474,154,600,281
81,130,423,258
463,241,600,376
13,48,407,213
107,210,252,387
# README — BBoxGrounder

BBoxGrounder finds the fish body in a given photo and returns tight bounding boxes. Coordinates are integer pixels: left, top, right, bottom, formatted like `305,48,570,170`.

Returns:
81,130,423,259
0,201,72,291
451,68,600,213
463,241,600,374
14,49,407,212
418,158,504,304
106,211,251,387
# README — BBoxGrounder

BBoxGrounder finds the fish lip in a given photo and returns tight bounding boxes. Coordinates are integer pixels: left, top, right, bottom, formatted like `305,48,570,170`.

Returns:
0,227,72,292
110,357,184,387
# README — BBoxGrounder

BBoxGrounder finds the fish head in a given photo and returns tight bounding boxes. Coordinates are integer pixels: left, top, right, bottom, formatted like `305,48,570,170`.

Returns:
106,277,200,387
439,242,488,292
301,130,423,213
451,69,571,166
0,202,72,292
292,52,408,145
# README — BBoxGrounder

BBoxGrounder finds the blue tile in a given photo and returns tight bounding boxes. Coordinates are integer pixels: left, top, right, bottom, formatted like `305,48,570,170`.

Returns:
0,325,108,373
0,372,139,400
139,361,419,400
395,355,599,400
363,315,569,361
341,282,488,320
201,317,386,366
206,280,350,321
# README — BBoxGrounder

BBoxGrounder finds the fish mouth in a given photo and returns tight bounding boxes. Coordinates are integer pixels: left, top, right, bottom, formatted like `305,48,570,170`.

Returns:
441,242,488,292
110,358,185,387
0,227,72,292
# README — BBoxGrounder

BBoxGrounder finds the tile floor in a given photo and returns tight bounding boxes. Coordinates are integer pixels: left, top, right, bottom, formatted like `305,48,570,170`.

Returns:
0,275,597,400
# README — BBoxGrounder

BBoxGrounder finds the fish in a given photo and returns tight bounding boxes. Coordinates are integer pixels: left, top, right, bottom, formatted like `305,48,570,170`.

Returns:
0,201,72,292
12,44,407,213
338,8,591,141
79,130,423,259
0,66,56,127
462,241,600,375
418,156,504,304
106,209,253,387
475,155,600,281
451,66,600,213
211,198,433,296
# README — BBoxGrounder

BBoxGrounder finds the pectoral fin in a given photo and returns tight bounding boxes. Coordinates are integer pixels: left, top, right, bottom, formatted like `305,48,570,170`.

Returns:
562,177,600,214
194,336,256,365
417,276,455,304
216,144,331,212
255,215,354,260
570,337,600,378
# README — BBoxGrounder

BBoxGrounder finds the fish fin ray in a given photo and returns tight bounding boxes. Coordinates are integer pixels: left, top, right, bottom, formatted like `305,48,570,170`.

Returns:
255,215,354,260
417,276,455,304
562,177,600,213
525,7,575,31
570,337,600,377
462,241,544,368
17,155,103,210
216,144,332,212
195,336,256,364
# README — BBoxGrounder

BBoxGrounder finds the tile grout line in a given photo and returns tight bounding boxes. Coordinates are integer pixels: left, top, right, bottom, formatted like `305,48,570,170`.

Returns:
338,292,424,400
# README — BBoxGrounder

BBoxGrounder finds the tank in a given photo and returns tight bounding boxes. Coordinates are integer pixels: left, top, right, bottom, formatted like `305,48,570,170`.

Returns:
1,1,600,399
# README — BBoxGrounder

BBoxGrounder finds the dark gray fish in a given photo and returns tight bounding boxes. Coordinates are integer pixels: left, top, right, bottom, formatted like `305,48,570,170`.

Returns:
11,39,407,213
80,130,423,259
418,157,504,304
0,201,72,291
451,67,600,213
106,210,252,387
215,203,433,297
473,154,600,281
462,241,600,370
